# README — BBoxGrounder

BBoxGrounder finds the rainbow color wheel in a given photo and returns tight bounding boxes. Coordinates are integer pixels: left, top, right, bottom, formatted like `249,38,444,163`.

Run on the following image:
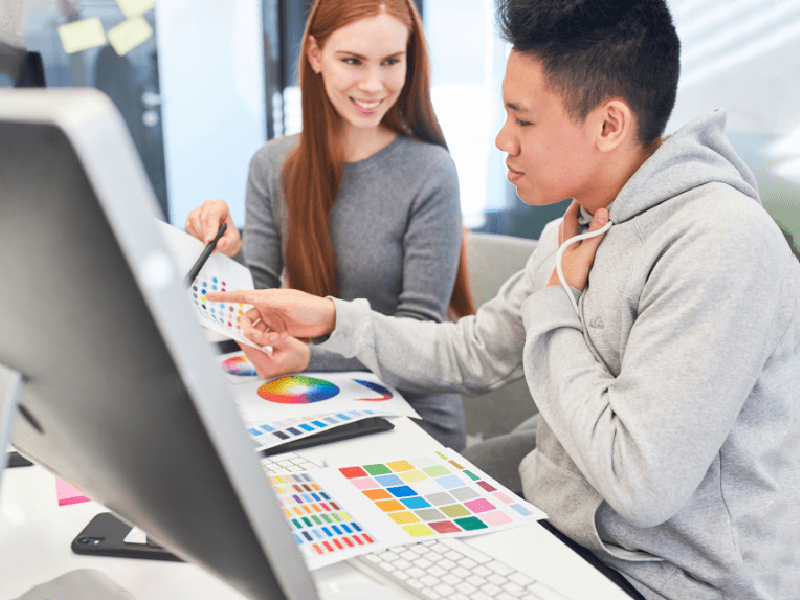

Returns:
353,379,393,401
222,355,257,377
257,376,340,404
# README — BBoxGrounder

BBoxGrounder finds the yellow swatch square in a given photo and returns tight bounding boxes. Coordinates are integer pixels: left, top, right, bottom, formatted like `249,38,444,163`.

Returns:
386,460,415,472
58,18,107,54
107,16,153,55
399,470,428,484
115,0,155,18
388,511,421,525
402,524,435,537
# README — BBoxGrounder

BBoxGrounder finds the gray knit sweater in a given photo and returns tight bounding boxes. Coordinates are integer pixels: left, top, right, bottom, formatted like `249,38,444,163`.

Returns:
242,133,467,450
318,111,800,599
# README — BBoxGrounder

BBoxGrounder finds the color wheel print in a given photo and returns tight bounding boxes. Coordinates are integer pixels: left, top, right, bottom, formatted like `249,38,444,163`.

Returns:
222,354,257,377
258,376,340,404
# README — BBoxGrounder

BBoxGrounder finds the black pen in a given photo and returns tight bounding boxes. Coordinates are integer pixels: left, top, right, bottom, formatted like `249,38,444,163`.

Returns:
185,223,227,288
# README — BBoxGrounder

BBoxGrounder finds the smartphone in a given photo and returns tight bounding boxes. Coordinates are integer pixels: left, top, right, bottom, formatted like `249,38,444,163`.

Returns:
72,512,180,561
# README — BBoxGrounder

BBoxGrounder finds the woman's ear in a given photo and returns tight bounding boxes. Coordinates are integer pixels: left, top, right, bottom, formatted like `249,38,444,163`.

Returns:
306,35,322,74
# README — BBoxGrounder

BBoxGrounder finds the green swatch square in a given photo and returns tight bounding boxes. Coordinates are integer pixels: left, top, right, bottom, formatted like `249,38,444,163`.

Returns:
463,470,480,481
422,465,450,477
363,464,393,475
454,516,488,531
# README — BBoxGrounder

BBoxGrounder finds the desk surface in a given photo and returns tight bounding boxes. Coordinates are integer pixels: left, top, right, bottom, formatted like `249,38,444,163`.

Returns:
1,417,629,600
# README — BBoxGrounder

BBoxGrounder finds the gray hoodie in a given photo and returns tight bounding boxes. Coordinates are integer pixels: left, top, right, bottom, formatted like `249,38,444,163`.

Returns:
319,111,800,599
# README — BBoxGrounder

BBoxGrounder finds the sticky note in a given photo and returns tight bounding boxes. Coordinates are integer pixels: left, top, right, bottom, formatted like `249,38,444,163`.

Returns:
55,477,91,506
58,18,107,54
115,0,156,18
107,17,153,55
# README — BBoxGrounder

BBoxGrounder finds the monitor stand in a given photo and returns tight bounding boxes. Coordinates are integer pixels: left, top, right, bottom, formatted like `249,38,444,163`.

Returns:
0,362,23,491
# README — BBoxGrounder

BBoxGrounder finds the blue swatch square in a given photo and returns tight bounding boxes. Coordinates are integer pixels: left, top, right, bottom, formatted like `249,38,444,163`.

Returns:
258,424,276,432
248,428,262,437
435,475,465,489
375,474,404,487
299,424,315,432
336,413,351,421
400,496,431,509
511,504,533,516
311,421,328,428
386,485,417,497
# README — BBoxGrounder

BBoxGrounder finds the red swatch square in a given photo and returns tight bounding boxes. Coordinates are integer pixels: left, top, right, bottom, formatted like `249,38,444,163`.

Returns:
339,467,368,478
429,520,462,534
476,481,496,492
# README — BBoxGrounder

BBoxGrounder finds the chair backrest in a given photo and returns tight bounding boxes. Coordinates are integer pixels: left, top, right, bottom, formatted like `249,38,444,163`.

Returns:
466,231,538,307
462,231,539,441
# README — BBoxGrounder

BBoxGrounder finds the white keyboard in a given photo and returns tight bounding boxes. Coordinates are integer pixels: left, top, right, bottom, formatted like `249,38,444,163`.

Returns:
260,450,323,474
353,536,575,600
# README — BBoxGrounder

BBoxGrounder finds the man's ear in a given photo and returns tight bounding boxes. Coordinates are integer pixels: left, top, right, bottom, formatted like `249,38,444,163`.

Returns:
596,99,632,153
306,35,322,73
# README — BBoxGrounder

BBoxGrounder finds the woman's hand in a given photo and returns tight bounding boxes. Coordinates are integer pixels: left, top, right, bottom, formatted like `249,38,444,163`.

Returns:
239,337,311,379
205,288,336,345
185,199,242,257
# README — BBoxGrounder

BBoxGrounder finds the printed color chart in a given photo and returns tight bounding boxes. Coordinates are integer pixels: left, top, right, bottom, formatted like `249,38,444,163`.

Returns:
271,450,546,569
270,471,377,569
247,409,397,451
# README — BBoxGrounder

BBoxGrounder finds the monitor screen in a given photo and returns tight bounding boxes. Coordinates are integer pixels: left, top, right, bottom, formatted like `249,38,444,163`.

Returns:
0,88,318,600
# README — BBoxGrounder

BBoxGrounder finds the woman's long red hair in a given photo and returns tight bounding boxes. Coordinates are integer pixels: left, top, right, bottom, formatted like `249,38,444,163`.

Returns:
282,0,475,318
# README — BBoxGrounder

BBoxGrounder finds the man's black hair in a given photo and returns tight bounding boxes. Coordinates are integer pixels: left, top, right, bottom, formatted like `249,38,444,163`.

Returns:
497,0,680,146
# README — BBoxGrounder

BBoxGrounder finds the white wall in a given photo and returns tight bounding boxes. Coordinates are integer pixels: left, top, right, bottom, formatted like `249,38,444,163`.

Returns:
155,0,265,229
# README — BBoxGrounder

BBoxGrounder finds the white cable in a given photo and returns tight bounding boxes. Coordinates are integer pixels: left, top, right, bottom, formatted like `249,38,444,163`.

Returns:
555,220,613,316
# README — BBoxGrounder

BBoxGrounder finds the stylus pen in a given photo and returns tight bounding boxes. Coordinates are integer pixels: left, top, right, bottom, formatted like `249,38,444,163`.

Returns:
184,223,227,288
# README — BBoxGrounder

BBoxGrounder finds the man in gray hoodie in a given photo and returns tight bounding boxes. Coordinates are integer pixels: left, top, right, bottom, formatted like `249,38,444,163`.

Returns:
209,1,800,598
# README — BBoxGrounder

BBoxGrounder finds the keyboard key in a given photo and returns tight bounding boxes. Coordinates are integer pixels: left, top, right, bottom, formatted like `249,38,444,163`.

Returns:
433,583,456,596
488,572,508,586
488,559,516,576
527,582,570,600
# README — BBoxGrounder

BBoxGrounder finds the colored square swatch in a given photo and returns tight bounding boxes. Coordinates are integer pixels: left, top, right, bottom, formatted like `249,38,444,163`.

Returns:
450,487,480,501
464,498,495,513
476,481,497,492
375,474,404,487
402,524,435,537
434,475,464,489
388,511,421,525
511,504,534,516
429,520,462,534
363,464,392,475
493,491,515,504
454,516,488,531
363,489,393,500
422,465,450,477
399,470,428,484
386,485,417,498
339,466,368,478
481,511,513,526
425,492,455,506
386,460,415,471
415,508,446,521
376,500,406,512
410,479,443,495
440,504,471,518
351,478,380,490
400,496,431,509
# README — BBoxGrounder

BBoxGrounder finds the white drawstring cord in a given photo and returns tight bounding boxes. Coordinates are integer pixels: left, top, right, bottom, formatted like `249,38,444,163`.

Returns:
555,220,613,316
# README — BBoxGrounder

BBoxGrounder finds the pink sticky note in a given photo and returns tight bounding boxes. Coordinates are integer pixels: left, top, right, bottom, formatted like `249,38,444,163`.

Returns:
55,477,91,506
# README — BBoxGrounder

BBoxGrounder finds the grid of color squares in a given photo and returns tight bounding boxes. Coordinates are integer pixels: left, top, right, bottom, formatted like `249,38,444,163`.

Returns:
247,409,392,451
338,454,535,539
269,471,376,560
191,275,249,334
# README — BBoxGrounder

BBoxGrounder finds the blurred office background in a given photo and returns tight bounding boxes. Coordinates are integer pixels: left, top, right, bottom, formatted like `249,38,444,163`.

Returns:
1,0,799,248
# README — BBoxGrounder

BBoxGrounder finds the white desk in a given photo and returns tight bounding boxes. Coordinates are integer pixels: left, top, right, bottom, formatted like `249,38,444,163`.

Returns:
1,417,630,600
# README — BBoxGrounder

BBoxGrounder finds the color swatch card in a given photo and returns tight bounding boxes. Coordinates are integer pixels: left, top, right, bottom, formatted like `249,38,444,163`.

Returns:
233,371,420,422
246,408,398,451
268,449,546,570
155,220,261,349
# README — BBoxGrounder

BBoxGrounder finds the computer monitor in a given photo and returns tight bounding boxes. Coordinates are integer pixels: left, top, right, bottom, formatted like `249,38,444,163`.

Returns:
0,88,319,600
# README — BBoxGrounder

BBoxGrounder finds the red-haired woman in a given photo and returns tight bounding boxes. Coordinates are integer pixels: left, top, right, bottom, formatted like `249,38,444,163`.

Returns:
186,0,474,450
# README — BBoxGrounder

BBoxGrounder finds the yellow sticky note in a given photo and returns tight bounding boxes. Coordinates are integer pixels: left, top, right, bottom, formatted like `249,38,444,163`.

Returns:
115,0,156,18
107,17,153,56
58,18,107,54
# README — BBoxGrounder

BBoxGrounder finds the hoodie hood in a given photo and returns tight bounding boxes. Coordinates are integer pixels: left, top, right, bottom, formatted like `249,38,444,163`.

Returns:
579,110,760,227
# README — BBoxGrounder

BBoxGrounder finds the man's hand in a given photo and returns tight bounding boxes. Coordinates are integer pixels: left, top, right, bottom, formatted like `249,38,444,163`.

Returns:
546,201,609,291
238,337,311,379
204,288,336,345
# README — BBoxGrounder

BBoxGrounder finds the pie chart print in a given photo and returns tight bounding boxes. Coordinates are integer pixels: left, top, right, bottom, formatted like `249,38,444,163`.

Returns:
222,354,257,377
353,379,393,401
257,376,340,404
